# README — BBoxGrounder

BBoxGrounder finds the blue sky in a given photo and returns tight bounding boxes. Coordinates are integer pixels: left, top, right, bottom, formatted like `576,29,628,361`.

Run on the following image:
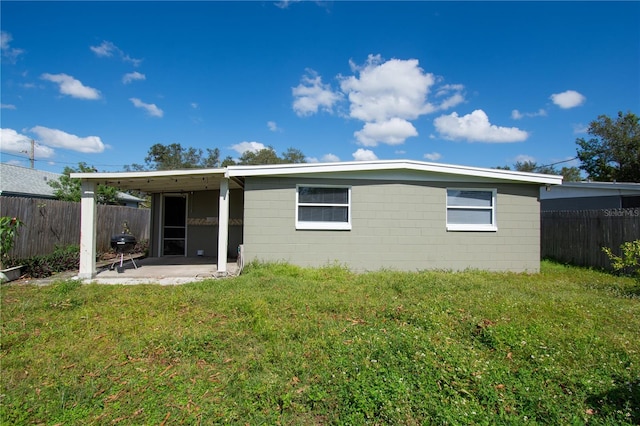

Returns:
1,1,639,174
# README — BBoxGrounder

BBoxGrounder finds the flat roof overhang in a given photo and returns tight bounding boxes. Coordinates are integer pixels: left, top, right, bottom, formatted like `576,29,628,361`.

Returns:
71,159,563,192
226,160,564,185
70,168,244,193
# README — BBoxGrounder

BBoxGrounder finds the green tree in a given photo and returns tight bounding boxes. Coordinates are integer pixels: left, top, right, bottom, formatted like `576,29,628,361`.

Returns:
141,143,221,170
576,111,640,182
133,143,306,169
496,161,582,181
224,146,307,166
281,147,306,164
49,163,120,204
558,166,582,182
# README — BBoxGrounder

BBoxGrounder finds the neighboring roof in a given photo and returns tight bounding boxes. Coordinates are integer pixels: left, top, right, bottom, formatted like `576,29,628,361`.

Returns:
1,163,145,203
0,163,59,198
540,181,640,200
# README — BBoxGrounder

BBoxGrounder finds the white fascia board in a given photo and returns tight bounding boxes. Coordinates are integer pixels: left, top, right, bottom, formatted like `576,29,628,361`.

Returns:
560,182,640,192
71,168,226,181
226,160,563,185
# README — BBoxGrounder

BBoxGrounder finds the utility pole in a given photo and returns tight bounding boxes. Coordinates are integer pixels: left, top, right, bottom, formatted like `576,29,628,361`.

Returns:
20,139,35,168
29,139,35,169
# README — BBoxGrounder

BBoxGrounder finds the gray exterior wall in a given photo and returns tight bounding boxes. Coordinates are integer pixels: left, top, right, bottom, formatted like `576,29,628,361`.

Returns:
541,196,622,211
541,195,640,211
243,177,541,272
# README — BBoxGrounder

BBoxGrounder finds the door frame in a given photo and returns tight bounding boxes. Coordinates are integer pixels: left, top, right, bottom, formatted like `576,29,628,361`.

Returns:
159,193,188,257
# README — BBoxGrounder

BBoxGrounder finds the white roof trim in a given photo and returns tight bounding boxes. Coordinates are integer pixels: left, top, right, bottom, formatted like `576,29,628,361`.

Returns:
71,167,226,180
559,181,640,191
226,160,562,185
69,160,562,185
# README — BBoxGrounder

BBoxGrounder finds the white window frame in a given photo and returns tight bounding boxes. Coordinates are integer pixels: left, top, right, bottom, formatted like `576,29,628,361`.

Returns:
296,184,352,230
446,188,497,232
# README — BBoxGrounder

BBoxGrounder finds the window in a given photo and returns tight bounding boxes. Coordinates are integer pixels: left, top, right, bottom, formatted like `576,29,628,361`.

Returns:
446,188,497,231
296,185,351,230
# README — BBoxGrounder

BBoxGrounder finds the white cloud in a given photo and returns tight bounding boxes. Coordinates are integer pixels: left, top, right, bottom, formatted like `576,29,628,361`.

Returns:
321,153,340,162
29,126,105,154
433,109,529,143
423,152,442,161
573,123,589,134
550,90,586,109
307,153,341,163
292,70,343,117
514,154,536,163
339,55,464,147
340,54,437,122
352,148,378,161
293,54,465,147
0,128,55,158
354,118,418,146
41,73,101,100
0,31,25,63
267,121,281,132
511,108,547,120
90,40,142,66
437,93,465,111
122,71,145,84
129,98,163,117
434,84,466,111
230,141,266,155
90,40,116,57
191,102,199,109
274,0,301,9
1,103,16,110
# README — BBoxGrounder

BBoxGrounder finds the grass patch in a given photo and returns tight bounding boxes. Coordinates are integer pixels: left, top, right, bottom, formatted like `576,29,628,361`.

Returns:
2,260,639,424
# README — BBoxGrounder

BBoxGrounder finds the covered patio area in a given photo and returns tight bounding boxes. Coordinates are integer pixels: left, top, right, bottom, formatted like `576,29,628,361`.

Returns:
71,167,244,280
86,256,242,285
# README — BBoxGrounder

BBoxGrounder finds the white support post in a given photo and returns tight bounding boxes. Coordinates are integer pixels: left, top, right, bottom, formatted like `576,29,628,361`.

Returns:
217,178,229,273
78,180,97,279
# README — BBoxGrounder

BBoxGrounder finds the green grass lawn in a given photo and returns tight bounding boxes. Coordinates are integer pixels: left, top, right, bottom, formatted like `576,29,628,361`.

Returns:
1,261,638,425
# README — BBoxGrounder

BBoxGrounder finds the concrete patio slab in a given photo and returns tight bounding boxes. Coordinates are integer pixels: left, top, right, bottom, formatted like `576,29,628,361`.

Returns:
86,256,241,285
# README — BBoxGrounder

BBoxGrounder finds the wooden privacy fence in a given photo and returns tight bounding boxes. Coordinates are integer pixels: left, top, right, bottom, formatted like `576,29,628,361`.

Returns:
541,208,640,270
0,196,150,259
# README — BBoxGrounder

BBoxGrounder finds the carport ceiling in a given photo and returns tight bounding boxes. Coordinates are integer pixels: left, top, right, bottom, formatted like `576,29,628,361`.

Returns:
76,170,243,193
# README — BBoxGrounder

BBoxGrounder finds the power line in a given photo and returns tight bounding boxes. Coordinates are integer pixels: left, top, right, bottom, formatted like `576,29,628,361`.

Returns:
535,156,579,170
0,151,129,169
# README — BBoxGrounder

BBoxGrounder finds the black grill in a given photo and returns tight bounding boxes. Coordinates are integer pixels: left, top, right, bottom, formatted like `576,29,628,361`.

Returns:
111,233,137,253
110,233,138,273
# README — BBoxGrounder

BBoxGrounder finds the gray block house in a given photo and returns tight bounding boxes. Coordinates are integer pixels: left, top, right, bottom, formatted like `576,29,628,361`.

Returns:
72,160,562,278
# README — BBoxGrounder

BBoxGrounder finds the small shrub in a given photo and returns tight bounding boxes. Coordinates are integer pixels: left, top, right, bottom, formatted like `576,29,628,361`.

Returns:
603,240,640,280
10,245,80,278
134,238,149,256
0,216,24,269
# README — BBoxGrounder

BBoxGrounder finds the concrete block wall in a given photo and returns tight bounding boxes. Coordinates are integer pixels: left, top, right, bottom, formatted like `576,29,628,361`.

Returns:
243,177,541,272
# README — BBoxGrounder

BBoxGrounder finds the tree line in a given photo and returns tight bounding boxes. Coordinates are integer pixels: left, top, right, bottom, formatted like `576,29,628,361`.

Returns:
497,111,638,182
50,111,639,203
